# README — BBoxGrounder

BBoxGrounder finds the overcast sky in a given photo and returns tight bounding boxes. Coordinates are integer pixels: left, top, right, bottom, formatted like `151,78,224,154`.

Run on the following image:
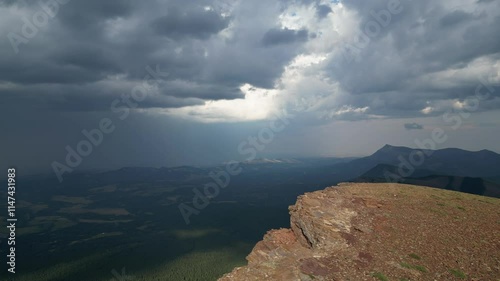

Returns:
1,0,500,174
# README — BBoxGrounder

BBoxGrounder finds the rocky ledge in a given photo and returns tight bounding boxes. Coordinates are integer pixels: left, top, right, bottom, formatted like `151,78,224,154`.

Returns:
219,183,500,281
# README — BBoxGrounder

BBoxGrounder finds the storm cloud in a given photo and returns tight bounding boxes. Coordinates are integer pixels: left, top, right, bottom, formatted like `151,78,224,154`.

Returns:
1,0,500,174
261,27,309,46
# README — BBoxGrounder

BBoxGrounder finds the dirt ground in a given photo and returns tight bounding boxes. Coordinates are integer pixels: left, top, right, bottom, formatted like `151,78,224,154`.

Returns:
319,183,500,280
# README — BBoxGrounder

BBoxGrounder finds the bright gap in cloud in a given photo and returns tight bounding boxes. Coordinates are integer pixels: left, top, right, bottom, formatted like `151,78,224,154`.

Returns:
162,84,278,123
163,52,330,123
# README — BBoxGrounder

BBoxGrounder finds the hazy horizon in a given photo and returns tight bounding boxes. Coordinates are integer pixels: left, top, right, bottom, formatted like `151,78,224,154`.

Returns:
10,143,500,177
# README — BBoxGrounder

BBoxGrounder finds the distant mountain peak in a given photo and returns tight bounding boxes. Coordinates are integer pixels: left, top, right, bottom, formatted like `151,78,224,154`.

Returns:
479,149,496,154
380,144,408,150
371,144,412,156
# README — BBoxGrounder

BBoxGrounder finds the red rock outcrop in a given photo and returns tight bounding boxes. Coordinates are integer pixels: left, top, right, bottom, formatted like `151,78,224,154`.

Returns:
219,183,500,281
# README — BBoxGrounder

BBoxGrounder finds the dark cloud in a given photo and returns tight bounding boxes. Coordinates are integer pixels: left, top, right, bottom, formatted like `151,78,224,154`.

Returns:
262,28,309,46
325,0,500,118
160,82,243,100
151,7,230,40
404,122,424,130
0,0,310,112
316,4,332,19
440,10,474,27
57,0,135,30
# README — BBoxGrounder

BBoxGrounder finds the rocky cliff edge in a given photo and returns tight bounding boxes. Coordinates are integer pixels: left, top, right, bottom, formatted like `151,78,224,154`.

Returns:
219,183,500,281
